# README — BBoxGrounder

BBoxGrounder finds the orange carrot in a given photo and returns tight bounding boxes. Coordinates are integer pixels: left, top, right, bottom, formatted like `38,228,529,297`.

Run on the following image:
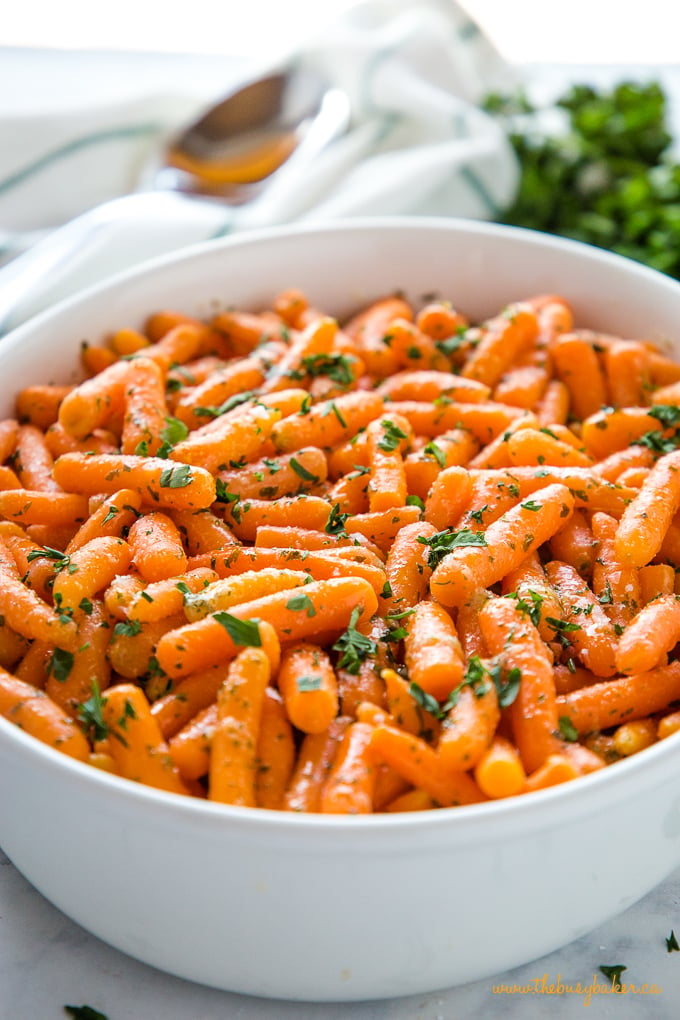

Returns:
0,669,89,761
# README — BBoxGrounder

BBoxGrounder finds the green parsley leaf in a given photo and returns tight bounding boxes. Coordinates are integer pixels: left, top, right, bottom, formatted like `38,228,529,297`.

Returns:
598,581,614,605
298,394,313,415
47,648,74,683
296,674,322,692
325,503,350,536
409,681,442,718
649,404,680,427
134,439,150,457
377,418,408,452
521,500,542,512
405,494,425,510
380,580,393,599
417,528,487,570
101,504,118,525
289,457,319,483
78,597,94,615
113,619,143,638
212,612,262,647
332,605,377,674
423,441,446,468
285,593,316,617
496,665,522,708
77,681,108,742
159,464,193,489
301,353,354,386
599,964,627,989
64,1006,109,1020
156,416,189,459
558,715,579,742
193,392,254,419
666,930,680,952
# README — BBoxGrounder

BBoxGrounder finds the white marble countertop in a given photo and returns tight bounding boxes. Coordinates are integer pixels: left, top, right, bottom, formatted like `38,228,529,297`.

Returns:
2,54,680,1020
1,843,679,1018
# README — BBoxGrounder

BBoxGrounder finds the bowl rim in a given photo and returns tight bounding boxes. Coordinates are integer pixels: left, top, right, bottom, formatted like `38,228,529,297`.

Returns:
4,215,680,837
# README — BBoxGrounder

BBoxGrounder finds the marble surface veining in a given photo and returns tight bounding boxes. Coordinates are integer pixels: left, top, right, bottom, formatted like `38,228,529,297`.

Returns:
1,844,679,1019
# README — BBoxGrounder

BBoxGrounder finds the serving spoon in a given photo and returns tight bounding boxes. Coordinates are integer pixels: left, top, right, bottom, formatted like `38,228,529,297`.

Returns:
0,67,350,334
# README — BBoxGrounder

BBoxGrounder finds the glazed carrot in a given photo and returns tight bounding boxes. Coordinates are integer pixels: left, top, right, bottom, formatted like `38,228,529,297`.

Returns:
500,552,563,644
0,465,21,489
461,305,539,387
404,601,465,702
144,309,203,342
168,703,217,780
382,318,451,372
467,414,536,471
376,370,489,404
103,684,189,794
343,295,412,376
523,754,580,793
255,687,296,810
365,414,411,512
278,643,338,734
658,710,680,740
544,561,618,677
199,544,386,595
44,421,119,458
127,512,187,582
261,316,338,394
221,495,332,543
605,341,651,408
466,467,634,517
616,595,680,674
536,379,570,427
182,568,311,621
150,664,227,739
336,616,389,717
45,601,112,713
120,358,169,456
430,484,575,608
110,327,150,357
552,334,607,419
615,450,680,567
168,404,281,475
283,716,351,812
320,722,376,814
385,789,436,812
171,508,238,557
404,428,479,500
272,391,384,453
14,640,51,688
474,736,526,799
103,572,145,620
0,669,89,761
0,523,56,601
493,365,547,410
216,446,328,501
52,536,131,612
591,512,641,627
174,358,267,427
63,490,140,556
415,300,468,339
479,597,561,772
156,576,378,678
138,322,215,370
595,446,654,483
382,520,436,615
613,718,657,756
208,647,270,806
0,539,77,648
0,418,18,462
0,489,89,527
127,567,218,623
549,509,597,575
367,725,485,806
14,425,60,491
344,505,421,554
210,308,289,355
639,563,675,603
80,344,117,376
423,465,473,531
556,661,680,733
252,525,382,558
388,400,525,445
328,470,370,515
108,613,185,680
617,466,650,489
581,406,659,460
53,452,216,511
58,358,131,438
381,668,441,740
0,621,29,670
507,428,592,468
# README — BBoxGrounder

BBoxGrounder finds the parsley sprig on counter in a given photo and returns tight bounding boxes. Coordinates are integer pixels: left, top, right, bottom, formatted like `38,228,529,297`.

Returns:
486,81,680,279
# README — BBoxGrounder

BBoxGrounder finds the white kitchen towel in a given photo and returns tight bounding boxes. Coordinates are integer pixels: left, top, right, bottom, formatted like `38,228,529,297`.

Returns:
0,0,519,330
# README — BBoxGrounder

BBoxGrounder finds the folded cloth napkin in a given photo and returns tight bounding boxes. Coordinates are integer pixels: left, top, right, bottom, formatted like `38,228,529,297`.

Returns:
0,0,519,330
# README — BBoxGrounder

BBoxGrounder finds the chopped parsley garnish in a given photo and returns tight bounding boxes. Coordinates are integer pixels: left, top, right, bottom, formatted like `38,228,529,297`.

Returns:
77,681,108,742
666,930,680,952
323,400,347,427
301,353,354,386
113,619,143,638
417,528,487,570
598,581,614,605
101,504,118,525
296,674,323,692
159,464,193,488
47,648,74,683
508,588,544,628
405,494,425,510
558,715,579,742
423,441,446,468
546,617,581,648
377,419,408,452
325,503,350,536
332,605,377,674
409,681,442,718
212,612,262,647
193,391,254,419
380,581,393,599
649,404,680,427
78,597,93,615
285,593,316,617
26,546,77,574
599,964,627,989
521,500,542,512
289,457,319,483
156,416,189,458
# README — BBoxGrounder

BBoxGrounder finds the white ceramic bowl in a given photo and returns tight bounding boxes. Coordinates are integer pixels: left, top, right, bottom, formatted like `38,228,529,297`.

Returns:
2,219,680,1002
